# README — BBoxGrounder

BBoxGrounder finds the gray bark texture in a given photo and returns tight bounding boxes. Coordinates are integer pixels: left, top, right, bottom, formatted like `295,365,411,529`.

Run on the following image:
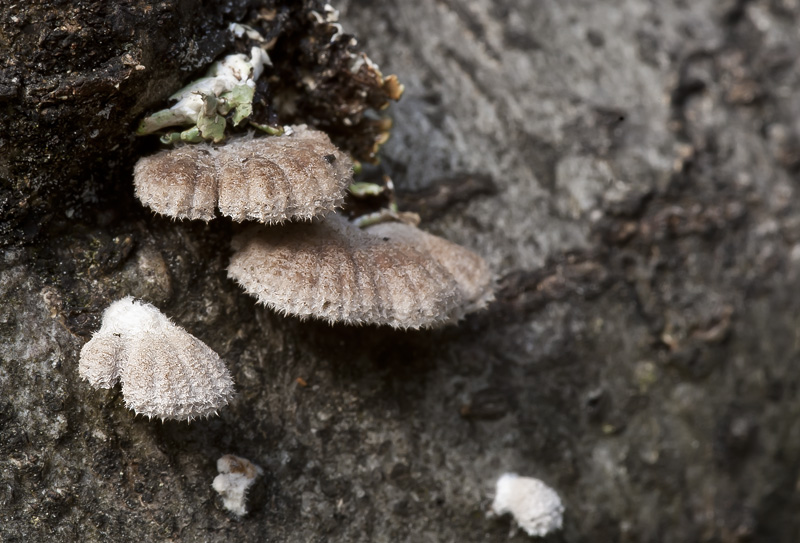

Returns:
2,0,800,541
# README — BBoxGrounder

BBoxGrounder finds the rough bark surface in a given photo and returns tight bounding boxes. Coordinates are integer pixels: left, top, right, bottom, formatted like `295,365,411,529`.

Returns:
3,1,800,542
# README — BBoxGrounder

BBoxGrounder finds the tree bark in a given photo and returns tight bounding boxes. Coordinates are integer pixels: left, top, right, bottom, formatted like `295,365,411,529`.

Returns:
3,0,800,541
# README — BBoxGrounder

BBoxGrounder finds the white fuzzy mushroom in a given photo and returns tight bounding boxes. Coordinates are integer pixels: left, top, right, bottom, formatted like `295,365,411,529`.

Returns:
227,213,494,329
212,454,263,517
490,473,565,538
79,297,235,421
133,125,353,223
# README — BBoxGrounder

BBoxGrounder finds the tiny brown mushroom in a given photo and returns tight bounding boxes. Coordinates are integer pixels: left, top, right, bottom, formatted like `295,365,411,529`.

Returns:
133,125,353,223
227,214,494,329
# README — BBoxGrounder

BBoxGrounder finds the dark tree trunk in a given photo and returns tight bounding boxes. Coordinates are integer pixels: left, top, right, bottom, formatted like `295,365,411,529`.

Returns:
2,1,800,541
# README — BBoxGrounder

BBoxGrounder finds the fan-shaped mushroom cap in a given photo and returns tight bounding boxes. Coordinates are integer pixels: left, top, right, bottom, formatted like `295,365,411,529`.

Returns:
79,297,235,421
227,214,493,329
133,125,353,223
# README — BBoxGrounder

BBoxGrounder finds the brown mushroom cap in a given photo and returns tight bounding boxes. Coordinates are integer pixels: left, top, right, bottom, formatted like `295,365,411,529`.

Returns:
133,125,353,223
79,297,235,421
227,214,493,329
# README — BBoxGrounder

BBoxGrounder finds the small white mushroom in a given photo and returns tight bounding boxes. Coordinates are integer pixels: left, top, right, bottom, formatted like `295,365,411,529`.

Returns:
227,213,493,329
212,454,263,517
133,125,353,223
490,473,565,538
79,297,235,421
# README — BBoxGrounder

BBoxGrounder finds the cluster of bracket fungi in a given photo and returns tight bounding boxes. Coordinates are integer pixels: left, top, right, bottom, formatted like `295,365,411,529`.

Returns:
74,7,566,537
79,10,493,423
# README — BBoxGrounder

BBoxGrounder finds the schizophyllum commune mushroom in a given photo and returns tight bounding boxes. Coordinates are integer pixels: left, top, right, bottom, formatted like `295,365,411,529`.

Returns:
227,213,494,329
134,125,353,223
79,297,235,421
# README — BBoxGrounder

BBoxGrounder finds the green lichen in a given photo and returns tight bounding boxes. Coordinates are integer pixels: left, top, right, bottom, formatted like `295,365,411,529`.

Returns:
137,50,269,144
349,182,385,198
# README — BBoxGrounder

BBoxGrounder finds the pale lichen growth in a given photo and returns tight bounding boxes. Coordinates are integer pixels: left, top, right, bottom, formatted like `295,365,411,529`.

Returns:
212,454,263,517
79,297,235,421
137,47,271,143
490,473,565,538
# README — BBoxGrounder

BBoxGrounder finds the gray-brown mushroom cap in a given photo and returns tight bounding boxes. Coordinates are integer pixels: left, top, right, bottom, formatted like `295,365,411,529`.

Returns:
365,221,495,314
227,214,494,329
79,297,235,421
133,125,353,223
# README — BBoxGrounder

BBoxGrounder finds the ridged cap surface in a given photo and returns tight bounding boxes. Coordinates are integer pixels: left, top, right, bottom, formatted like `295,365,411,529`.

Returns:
134,125,352,223
228,214,493,328
79,297,235,421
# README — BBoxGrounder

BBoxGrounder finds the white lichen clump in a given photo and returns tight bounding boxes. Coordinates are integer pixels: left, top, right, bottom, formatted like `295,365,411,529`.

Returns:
79,297,235,421
490,473,565,538
212,454,263,517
